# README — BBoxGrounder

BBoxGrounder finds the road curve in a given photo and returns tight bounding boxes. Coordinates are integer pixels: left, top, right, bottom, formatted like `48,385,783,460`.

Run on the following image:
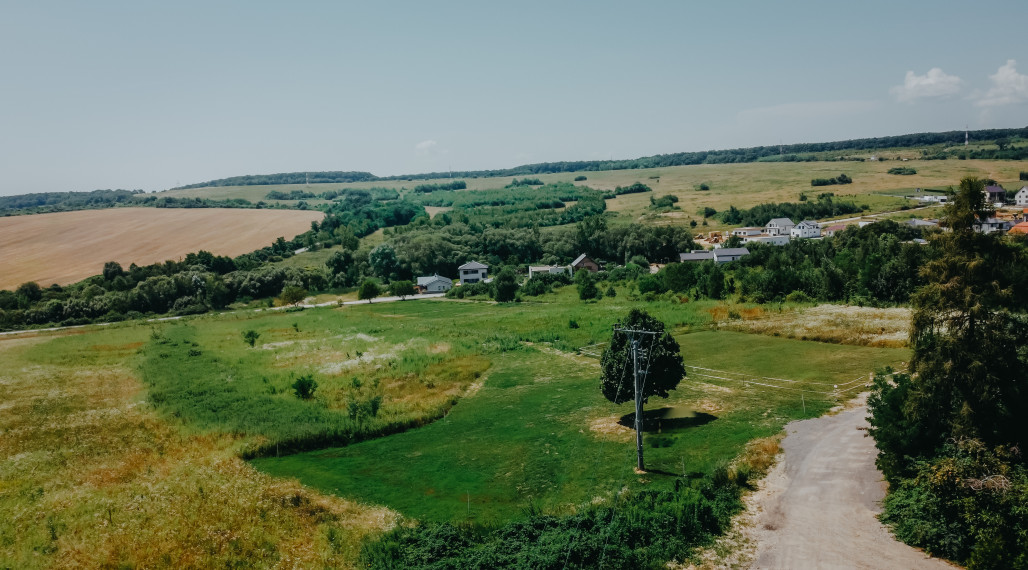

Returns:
749,395,957,569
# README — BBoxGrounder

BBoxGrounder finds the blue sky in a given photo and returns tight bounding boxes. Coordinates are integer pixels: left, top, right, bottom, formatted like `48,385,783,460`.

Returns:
1,1,1026,196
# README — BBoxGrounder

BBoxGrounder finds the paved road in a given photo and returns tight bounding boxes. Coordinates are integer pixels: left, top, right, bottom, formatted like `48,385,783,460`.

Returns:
749,396,956,569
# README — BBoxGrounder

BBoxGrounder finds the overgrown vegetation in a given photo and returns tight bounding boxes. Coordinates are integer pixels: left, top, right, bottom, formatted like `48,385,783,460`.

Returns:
810,173,852,186
867,177,1028,568
887,167,917,175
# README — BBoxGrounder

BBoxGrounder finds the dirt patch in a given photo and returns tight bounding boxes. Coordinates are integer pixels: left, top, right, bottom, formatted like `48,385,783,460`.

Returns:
588,416,634,442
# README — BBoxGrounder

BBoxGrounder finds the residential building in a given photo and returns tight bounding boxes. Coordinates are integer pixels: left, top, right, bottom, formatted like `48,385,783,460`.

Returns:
1016,187,1028,207
731,227,763,237
904,218,939,229
765,218,795,236
974,217,1011,234
712,247,750,263
416,274,453,293
984,185,1006,205
743,234,790,246
1009,222,1028,235
679,250,715,262
458,261,489,284
571,254,600,272
528,265,569,279
822,223,848,237
790,220,821,239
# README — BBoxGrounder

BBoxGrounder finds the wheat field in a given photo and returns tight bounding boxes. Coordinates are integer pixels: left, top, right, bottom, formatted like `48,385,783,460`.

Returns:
0,208,322,290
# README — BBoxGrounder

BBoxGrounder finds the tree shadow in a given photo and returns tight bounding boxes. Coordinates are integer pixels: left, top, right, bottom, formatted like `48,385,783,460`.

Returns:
618,406,717,432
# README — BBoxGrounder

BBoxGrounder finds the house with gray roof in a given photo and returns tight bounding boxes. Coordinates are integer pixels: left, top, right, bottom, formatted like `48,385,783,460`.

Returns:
571,254,600,272
713,247,750,263
765,218,796,236
790,220,821,239
416,274,453,293
679,250,715,262
458,261,489,284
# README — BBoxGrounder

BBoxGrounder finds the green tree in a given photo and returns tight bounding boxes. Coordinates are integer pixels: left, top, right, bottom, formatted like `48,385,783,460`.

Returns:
600,309,686,405
369,244,399,280
575,269,599,301
279,285,307,307
388,280,415,300
492,267,519,303
358,279,381,303
869,177,1028,479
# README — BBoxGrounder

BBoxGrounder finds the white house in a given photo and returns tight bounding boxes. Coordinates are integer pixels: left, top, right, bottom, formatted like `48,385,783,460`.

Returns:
1016,187,1028,207
458,261,488,285
743,234,790,246
416,274,453,293
528,265,569,279
731,227,763,237
765,218,795,236
975,217,1011,234
790,220,821,239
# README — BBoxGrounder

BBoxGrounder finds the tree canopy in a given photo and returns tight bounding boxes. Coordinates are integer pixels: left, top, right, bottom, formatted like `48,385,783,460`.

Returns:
600,309,685,405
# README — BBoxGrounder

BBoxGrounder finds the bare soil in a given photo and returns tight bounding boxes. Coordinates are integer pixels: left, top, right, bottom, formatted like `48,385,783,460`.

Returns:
0,207,322,289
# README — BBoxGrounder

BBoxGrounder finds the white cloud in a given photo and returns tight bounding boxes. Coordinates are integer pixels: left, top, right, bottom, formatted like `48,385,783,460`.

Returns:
973,59,1028,107
415,139,438,154
890,68,963,102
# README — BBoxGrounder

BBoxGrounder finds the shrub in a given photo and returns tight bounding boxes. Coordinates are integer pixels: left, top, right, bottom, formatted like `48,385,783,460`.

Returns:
574,175,587,181
785,290,812,303
568,319,579,329
291,374,318,400
242,329,260,347
888,167,917,175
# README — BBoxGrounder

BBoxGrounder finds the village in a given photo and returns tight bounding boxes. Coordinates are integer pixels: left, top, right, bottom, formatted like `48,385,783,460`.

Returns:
413,183,1028,293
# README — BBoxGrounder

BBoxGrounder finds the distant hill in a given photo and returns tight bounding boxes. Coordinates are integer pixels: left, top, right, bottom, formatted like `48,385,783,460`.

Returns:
173,126,1027,190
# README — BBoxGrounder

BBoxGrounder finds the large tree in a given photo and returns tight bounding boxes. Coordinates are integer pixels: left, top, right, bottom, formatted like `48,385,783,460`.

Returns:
869,176,1028,475
600,309,686,405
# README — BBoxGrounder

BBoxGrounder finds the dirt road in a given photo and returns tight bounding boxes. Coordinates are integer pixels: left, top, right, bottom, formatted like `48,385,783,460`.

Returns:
748,395,956,569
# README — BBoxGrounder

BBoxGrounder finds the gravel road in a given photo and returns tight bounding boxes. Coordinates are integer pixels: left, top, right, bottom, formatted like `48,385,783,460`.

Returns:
748,395,957,569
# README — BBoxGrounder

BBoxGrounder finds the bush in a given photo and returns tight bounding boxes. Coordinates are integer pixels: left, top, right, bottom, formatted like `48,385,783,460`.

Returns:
574,175,587,181
785,290,813,303
291,374,318,400
888,167,918,175
242,329,260,347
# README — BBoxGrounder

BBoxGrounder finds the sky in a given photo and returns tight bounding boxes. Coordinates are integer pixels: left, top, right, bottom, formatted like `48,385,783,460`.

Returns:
1,0,1026,196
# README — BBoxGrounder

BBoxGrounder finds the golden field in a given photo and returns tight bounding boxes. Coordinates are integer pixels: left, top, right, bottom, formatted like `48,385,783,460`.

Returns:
0,208,322,290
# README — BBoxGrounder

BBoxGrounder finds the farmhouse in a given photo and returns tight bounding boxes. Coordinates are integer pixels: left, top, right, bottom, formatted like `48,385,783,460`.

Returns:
416,274,453,293
984,185,1006,205
790,220,821,239
528,265,569,278
571,254,600,272
765,218,795,236
731,227,763,237
458,261,489,284
1016,187,1028,206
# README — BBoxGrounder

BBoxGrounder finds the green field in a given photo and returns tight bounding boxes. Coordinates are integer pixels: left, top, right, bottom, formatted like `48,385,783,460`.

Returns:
130,291,907,524
156,158,1028,231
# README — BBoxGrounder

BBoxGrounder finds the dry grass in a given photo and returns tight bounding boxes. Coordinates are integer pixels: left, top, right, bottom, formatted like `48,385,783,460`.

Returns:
0,330,396,569
0,207,322,289
713,303,911,347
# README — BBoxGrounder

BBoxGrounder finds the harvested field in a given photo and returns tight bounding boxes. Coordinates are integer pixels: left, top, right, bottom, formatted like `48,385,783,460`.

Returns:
0,207,322,289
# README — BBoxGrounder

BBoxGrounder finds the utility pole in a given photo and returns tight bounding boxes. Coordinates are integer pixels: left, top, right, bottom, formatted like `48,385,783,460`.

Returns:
614,327,656,471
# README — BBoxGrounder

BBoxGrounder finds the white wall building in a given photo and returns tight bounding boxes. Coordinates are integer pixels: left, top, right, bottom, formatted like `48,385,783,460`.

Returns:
765,218,795,236
1016,187,1028,207
416,275,453,293
458,261,489,285
743,235,790,246
790,220,821,239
